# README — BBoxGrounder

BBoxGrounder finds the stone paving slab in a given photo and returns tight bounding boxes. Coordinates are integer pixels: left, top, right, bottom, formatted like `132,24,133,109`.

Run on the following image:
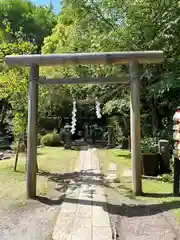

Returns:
106,162,117,182
52,149,112,240
74,218,92,229
71,228,92,240
76,202,92,218
93,227,112,240
60,201,78,213
53,213,75,240
93,204,110,227
122,168,132,177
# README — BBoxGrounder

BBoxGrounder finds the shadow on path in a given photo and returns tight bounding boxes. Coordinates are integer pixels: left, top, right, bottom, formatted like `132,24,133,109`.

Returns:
35,195,65,206
37,168,180,218
143,192,175,198
36,194,180,217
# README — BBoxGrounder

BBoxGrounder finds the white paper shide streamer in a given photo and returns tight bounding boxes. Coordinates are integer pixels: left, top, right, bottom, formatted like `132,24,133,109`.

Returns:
71,100,77,134
95,99,101,119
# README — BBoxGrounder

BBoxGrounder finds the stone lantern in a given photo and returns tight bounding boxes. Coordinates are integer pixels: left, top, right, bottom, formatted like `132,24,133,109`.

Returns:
107,125,113,149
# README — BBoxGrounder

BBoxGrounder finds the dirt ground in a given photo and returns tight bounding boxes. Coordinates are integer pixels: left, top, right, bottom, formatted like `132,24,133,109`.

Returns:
0,201,59,240
0,171,79,240
0,147,78,240
0,170,77,240
0,183,66,240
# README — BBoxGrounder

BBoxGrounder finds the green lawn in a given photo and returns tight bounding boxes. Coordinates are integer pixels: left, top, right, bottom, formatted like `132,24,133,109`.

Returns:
98,149,180,223
0,147,78,208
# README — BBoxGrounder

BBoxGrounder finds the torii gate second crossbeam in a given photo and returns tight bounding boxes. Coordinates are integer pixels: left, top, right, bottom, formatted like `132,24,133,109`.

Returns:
5,51,164,198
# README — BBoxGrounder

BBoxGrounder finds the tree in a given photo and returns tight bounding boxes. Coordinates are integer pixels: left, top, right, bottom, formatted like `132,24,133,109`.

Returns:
123,0,180,138
0,40,37,136
0,0,57,48
2,0,180,145
42,0,180,143
0,0,57,137
42,0,132,144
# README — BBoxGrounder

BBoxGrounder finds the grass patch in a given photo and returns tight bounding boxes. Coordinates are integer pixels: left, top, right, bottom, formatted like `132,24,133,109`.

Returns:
98,149,131,177
98,149,180,223
0,147,78,208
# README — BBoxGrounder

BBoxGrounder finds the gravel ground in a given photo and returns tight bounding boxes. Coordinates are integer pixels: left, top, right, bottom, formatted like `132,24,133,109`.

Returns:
0,178,66,240
0,147,78,240
105,187,180,240
0,199,62,240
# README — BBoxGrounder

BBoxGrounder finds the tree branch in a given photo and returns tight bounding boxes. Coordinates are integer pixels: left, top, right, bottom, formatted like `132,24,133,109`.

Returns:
89,0,116,29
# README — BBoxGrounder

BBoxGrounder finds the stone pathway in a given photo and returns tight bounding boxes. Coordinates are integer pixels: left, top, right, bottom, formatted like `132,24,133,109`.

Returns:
53,148,112,240
105,163,117,183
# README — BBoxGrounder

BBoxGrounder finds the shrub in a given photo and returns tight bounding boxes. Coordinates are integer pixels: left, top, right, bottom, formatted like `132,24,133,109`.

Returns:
41,132,61,146
107,116,128,147
161,159,174,183
161,173,173,183
59,128,66,143
141,137,157,153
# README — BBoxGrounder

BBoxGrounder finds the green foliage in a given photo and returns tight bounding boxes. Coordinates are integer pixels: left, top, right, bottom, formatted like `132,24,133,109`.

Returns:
0,0,57,47
42,0,180,143
12,112,27,138
161,173,173,183
0,40,37,137
141,137,157,153
38,85,72,119
2,0,180,148
0,0,57,139
11,134,41,152
41,132,61,147
161,159,174,183
107,116,127,146
11,141,26,153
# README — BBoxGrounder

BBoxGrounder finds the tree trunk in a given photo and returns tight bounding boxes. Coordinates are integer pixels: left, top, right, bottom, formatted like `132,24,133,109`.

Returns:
150,97,162,138
14,137,21,172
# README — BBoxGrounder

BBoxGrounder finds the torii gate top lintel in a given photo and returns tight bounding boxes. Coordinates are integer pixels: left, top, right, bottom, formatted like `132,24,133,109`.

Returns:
5,51,163,66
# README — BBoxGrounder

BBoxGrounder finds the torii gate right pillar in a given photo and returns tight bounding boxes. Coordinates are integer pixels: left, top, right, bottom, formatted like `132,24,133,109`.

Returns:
129,60,142,196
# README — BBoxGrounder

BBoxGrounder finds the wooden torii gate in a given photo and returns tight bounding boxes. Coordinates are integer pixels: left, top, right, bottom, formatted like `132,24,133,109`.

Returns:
5,51,163,198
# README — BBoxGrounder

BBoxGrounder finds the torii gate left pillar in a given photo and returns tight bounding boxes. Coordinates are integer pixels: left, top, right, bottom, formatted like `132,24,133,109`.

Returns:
27,64,39,198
